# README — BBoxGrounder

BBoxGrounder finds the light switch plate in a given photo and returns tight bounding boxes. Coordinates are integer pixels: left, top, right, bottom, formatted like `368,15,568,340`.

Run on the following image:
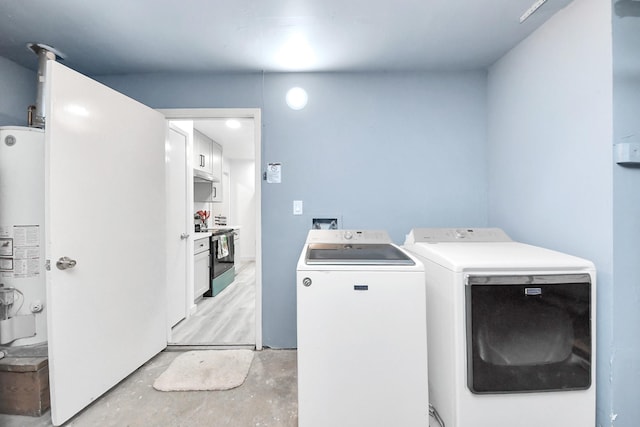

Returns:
293,200,303,215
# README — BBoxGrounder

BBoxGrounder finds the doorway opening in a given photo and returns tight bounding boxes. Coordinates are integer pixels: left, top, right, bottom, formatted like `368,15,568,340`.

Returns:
161,108,262,350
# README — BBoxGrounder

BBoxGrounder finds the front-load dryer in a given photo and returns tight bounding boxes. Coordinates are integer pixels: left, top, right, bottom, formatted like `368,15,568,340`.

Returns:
297,229,429,427
403,228,595,427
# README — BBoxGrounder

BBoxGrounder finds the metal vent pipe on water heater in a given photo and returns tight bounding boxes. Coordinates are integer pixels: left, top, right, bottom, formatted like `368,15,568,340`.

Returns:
26,43,65,128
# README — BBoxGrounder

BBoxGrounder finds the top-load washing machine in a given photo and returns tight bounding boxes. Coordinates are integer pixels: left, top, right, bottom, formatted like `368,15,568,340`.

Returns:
297,229,429,427
403,228,595,427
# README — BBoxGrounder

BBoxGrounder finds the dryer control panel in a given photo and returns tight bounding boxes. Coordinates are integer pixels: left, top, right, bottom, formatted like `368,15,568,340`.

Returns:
405,227,512,244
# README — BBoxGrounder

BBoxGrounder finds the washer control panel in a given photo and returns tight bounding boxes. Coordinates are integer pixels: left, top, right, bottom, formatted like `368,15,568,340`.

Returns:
306,229,392,244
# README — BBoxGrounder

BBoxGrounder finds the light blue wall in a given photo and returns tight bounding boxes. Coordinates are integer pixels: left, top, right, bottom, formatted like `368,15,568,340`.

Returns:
96,73,264,109
612,9,640,426
487,0,614,425
612,74,640,426
260,72,488,347
98,70,489,348
0,56,35,126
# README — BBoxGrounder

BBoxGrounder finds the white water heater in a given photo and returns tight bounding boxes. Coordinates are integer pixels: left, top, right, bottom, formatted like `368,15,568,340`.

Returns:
0,126,46,345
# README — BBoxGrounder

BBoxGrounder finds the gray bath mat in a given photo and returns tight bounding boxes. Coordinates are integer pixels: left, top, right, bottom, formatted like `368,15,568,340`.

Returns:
153,350,254,391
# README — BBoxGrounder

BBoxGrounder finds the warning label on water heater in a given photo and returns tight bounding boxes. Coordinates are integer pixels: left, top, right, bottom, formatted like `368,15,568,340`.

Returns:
0,225,40,278
0,238,12,257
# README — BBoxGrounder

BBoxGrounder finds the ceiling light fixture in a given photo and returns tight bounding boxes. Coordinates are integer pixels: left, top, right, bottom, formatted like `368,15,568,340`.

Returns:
226,119,241,129
276,33,315,70
286,87,308,110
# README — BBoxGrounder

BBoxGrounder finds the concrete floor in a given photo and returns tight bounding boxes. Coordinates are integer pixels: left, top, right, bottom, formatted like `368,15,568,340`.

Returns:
0,349,298,427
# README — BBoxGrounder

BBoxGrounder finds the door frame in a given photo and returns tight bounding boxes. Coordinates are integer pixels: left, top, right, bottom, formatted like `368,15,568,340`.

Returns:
160,108,263,351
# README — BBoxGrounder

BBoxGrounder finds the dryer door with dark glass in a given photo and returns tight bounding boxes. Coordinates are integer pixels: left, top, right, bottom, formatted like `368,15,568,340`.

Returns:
465,274,592,394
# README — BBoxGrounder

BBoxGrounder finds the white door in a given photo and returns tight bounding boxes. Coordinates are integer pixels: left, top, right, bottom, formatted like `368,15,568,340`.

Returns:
166,124,189,326
44,61,167,426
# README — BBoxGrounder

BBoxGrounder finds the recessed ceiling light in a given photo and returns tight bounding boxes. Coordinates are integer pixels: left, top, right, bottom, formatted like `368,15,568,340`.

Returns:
286,87,308,110
276,34,315,70
226,119,241,129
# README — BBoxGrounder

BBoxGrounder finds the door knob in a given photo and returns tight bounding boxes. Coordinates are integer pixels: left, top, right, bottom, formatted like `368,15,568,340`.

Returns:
180,233,190,239
56,256,77,270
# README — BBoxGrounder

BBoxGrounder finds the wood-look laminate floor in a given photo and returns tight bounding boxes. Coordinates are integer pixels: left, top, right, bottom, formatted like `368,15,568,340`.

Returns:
170,261,256,346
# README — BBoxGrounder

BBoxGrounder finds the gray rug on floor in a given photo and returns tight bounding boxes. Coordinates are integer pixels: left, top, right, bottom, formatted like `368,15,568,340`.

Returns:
153,349,254,391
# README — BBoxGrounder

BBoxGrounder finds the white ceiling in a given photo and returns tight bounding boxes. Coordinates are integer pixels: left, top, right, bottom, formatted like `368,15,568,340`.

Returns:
0,0,574,75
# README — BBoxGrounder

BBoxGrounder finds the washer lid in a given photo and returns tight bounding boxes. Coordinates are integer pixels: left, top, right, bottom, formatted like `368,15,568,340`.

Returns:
305,243,415,265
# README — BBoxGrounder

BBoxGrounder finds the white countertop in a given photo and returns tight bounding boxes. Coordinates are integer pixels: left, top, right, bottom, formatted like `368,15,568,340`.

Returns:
193,231,212,239
210,225,241,230
193,226,241,239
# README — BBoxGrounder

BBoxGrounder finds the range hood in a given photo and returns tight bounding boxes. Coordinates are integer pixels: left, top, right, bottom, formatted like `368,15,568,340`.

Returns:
193,170,215,182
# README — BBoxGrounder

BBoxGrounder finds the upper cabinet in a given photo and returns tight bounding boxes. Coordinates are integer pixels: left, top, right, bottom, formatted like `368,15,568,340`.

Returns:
193,130,223,182
210,140,222,182
194,180,222,203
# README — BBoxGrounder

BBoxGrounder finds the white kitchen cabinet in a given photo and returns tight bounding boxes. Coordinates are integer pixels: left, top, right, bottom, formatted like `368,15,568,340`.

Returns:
193,130,214,180
211,140,222,182
194,237,210,300
233,228,242,271
193,130,223,182
194,181,222,203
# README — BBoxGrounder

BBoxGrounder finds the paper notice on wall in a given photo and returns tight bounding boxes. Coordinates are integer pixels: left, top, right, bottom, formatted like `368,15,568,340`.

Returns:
0,225,40,278
266,163,282,183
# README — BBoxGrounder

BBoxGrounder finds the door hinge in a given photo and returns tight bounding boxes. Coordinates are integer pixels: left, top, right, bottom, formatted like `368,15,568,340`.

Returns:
45,259,51,271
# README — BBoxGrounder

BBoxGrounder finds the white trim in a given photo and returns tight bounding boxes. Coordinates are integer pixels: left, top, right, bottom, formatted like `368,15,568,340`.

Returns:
159,108,263,351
